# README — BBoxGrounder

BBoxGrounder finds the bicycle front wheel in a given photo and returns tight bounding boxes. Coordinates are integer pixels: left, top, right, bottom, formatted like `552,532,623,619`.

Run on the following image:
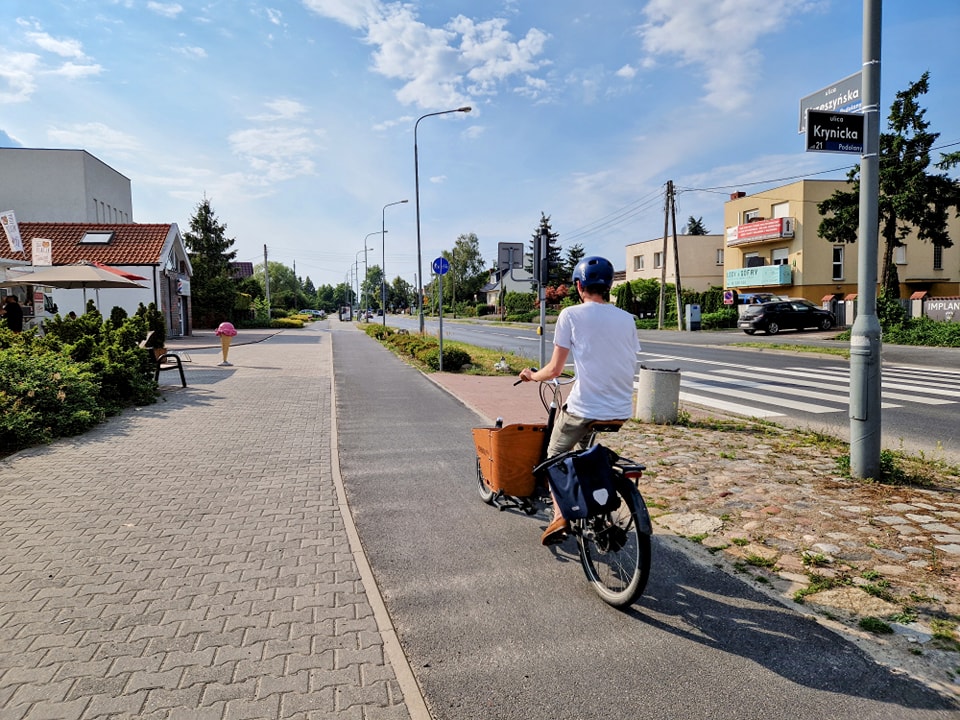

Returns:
477,457,495,504
577,480,651,608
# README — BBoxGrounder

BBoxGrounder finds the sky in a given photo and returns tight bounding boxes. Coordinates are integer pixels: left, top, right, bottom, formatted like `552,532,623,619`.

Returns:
2,1,959,292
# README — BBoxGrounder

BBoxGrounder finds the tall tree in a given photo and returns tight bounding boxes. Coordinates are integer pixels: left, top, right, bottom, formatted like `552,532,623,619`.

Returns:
685,216,709,235
562,243,586,280
527,212,563,285
818,72,960,296
441,232,487,304
254,261,300,310
183,197,238,324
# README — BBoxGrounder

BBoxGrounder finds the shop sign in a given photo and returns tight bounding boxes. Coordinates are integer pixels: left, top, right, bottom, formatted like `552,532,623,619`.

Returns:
727,218,795,247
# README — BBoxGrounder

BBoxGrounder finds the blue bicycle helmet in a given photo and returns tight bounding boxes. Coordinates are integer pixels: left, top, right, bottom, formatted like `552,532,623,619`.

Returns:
571,256,614,289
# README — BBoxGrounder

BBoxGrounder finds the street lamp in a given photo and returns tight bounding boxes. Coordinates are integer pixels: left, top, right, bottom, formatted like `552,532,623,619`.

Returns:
382,199,409,326
355,247,372,316
362,232,383,313
414,105,472,333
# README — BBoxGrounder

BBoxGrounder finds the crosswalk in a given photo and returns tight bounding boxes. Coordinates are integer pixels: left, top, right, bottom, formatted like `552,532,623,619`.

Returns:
638,354,960,418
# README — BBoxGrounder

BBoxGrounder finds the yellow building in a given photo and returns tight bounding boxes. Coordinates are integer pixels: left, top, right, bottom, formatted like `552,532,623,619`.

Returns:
723,179,960,307
624,234,724,292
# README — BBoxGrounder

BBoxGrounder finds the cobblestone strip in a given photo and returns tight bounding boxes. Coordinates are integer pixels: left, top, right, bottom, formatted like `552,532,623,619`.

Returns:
0,330,410,719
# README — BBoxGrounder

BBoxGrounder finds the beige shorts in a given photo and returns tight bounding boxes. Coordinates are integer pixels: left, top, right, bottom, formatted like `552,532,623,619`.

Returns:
546,406,597,458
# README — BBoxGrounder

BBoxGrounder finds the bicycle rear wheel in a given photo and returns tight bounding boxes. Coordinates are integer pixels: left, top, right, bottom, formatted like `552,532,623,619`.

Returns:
577,479,651,607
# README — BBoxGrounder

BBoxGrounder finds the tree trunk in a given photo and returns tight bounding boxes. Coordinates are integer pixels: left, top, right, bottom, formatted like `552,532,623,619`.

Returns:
880,216,901,297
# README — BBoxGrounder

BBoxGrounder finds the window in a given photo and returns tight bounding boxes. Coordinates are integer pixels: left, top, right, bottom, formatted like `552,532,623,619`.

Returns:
772,248,789,266
894,246,906,265
633,255,644,270
716,249,724,266
832,245,844,281
743,209,761,223
653,252,663,269
80,231,114,244
934,244,943,271
743,252,761,268
771,202,789,219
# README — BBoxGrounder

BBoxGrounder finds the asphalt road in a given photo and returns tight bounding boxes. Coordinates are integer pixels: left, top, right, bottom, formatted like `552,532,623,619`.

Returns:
332,328,957,719
382,316,960,461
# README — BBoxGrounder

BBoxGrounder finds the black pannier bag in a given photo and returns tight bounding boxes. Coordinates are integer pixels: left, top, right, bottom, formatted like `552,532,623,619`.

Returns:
541,444,620,519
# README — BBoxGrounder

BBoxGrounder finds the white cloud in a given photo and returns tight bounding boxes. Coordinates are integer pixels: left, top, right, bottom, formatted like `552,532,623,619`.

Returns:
147,2,184,19
303,0,549,110
174,46,207,59
25,32,87,59
49,61,104,79
0,52,41,103
615,64,637,80
256,98,308,121
228,103,324,184
266,8,283,26
47,122,142,152
301,0,381,30
638,0,822,111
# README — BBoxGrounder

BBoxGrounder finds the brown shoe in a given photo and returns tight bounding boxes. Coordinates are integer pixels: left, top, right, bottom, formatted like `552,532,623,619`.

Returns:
541,516,569,546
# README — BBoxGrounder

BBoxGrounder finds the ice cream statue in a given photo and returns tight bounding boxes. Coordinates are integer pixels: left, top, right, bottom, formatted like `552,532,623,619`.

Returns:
215,322,237,366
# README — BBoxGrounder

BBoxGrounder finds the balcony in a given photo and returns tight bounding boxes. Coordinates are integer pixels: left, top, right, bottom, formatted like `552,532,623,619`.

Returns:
726,264,792,288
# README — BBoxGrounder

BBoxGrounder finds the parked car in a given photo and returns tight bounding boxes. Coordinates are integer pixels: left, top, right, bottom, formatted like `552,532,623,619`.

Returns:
738,299,835,335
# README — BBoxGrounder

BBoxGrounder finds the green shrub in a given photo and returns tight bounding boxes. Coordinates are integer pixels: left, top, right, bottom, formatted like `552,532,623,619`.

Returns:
418,346,472,371
476,304,496,316
505,312,535,323
270,317,304,328
0,347,103,453
701,308,739,330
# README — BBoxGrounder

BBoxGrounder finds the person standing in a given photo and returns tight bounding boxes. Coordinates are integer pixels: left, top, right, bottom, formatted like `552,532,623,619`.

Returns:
518,256,640,545
1,295,24,332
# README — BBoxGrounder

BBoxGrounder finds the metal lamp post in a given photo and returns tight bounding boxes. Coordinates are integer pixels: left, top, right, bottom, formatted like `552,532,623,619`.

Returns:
381,200,408,326
414,106,471,333
361,233,382,314
355,247,372,317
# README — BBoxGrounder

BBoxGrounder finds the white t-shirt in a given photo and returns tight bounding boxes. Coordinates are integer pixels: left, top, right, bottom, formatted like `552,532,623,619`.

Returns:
552,301,640,420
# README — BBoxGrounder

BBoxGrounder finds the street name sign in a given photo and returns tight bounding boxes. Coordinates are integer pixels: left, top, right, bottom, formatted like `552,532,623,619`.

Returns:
798,71,862,133
805,110,864,154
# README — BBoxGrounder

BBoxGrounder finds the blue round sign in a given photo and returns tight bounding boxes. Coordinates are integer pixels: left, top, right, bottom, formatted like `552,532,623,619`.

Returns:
432,257,450,275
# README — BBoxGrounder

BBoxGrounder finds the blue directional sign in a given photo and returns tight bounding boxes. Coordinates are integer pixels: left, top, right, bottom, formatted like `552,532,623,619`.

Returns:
432,256,450,275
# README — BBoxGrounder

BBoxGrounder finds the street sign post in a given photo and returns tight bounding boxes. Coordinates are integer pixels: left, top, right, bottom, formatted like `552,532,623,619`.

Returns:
805,110,864,154
798,71,862,134
433,257,449,370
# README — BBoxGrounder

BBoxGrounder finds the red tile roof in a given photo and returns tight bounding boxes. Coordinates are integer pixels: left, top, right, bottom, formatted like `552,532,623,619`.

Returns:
2,223,175,266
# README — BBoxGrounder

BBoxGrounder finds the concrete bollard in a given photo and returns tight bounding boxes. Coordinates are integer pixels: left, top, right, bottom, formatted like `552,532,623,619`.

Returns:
634,365,681,424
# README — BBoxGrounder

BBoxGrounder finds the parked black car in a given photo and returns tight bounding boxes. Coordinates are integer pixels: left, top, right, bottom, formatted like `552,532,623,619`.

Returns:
738,299,836,335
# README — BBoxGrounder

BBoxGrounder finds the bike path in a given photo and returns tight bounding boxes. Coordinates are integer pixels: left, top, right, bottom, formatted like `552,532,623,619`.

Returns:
0,325,417,720
330,322,957,720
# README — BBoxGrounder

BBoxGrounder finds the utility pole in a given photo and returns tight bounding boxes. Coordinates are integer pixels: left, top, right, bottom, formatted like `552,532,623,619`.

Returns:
263,244,271,318
670,181,682,330
657,181,672,329
850,0,882,479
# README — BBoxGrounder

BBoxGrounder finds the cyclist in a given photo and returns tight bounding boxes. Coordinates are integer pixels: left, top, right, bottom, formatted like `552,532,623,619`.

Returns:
519,256,640,545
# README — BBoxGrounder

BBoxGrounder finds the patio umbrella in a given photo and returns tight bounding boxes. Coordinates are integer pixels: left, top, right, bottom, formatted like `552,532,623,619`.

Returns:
6,261,147,307
90,261,148,281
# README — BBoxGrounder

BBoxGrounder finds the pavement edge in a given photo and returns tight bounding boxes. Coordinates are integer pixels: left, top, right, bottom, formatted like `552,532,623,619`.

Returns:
326,327,433,720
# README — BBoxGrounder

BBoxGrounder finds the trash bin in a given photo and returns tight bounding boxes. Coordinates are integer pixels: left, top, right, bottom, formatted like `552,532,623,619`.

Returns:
635,365,681,424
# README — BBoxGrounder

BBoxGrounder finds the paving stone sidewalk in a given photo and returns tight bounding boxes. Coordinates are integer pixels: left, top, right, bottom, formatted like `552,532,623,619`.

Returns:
0,327,416,720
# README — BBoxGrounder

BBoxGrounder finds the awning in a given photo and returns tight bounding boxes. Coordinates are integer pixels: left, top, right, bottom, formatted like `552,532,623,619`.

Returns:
844,294,857,301
909,290,928,300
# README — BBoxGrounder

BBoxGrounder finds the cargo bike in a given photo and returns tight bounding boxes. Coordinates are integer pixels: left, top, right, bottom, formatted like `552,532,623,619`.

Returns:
472,378,653,608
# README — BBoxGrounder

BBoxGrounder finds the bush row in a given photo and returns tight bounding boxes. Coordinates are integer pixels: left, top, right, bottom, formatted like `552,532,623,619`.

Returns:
1,303,161,455
362,325,472,371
